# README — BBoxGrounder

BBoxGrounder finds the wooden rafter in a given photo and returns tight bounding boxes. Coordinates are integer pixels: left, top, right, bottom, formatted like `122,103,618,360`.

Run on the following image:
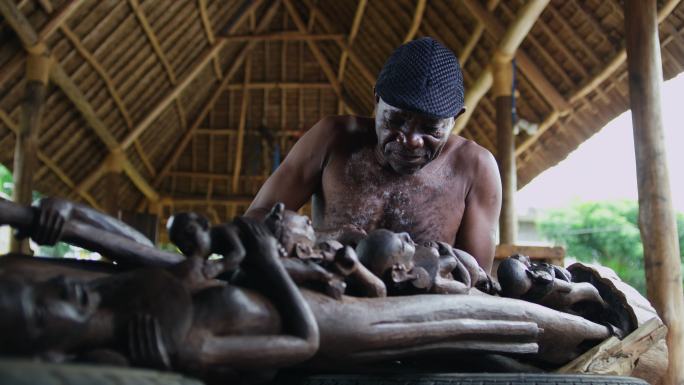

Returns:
231,54,252,193
148,0,281,195
283,0,360,116
197,0,222,80
338,0,367,82
38,0,84,41
516,0,683,159
454,0,568,134
221,32,345,42
459,0,500,65
73,0,263,205
128,0,177,84
0,109,100,208
404,0,427,43
226,82,331,90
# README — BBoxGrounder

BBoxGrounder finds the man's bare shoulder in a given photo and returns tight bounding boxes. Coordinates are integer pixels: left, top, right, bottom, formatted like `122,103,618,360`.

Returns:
443,135,497,172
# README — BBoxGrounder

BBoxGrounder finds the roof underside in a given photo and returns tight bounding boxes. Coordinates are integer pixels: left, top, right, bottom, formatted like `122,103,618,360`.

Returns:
1,0,683,225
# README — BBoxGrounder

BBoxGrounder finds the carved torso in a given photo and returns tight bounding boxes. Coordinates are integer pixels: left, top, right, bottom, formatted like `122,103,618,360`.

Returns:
313,126,472,245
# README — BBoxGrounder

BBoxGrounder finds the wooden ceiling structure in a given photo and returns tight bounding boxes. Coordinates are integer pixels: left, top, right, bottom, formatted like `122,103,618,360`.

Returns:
1,0,684,226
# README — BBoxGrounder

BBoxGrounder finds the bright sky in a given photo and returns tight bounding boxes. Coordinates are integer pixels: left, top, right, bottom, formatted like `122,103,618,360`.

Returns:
517,72,684,215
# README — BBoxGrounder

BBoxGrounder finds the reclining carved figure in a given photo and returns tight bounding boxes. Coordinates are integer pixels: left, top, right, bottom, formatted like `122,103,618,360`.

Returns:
0,198,616,380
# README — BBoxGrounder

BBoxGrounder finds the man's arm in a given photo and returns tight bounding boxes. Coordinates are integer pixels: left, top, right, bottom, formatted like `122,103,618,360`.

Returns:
245,117,336,219
454,149,502,274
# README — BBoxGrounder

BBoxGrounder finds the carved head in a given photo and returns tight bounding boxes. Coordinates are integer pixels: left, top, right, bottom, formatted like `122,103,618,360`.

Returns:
264,203,316,256
0,275,100,355
167,212,212,257
355,229,416,283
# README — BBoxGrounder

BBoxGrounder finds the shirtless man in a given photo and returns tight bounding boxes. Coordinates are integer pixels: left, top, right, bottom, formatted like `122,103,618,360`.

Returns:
246,37,502,272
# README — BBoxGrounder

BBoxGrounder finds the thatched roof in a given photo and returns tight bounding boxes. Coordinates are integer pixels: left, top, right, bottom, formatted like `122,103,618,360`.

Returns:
1,0,683,226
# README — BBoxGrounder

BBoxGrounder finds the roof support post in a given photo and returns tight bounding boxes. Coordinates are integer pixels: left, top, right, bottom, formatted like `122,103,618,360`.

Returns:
454,0,550,135
10,47,51,254
103,150,125,217
493,53,516,245
625,2,684,385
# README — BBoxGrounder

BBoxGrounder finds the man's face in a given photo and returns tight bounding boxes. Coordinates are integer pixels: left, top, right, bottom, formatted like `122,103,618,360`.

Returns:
374,98,455,174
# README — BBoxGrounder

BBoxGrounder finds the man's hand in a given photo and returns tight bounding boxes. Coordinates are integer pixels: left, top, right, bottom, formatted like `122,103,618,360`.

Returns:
30,198,73,245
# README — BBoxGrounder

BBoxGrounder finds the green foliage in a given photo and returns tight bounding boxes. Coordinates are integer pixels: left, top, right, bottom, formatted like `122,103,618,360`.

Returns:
538,200,684,294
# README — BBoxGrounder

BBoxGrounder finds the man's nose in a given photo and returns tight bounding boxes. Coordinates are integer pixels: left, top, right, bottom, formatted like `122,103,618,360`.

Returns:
403,131,424,150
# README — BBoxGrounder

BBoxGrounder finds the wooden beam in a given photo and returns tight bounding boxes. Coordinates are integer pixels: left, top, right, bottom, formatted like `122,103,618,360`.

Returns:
11,50,50,253
404,0,427,43
150,1,281,192
197,0,222,80
302,0,376,86
1,108,100,208
121,41,226,149
161,195,254,206
460,0,569,111
225,81,332,90
338,0,367,84
454,0,557,134
283,0,360,116
60,25,134,128
231,54,252,193
38,0,84,40
516,0,682,160
221,31,344,42
625,2,684,385
459,0,500,65
128,0,177,84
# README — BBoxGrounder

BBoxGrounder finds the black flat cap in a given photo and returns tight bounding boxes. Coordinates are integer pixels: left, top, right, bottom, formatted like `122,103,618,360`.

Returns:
375,37,465,119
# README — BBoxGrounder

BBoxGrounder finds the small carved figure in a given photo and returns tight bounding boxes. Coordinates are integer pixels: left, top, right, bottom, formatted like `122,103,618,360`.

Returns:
264,203,386,298
497,255,606,316
166,212,245,291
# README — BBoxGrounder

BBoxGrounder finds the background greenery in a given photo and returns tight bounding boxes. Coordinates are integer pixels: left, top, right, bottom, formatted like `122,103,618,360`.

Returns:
538,200,684,294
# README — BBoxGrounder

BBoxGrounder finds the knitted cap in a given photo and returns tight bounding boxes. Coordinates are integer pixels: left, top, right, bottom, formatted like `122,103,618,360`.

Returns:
375,37,465,119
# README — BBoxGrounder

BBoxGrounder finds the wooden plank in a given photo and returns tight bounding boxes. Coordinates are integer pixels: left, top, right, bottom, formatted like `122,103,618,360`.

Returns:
625,2,684,385
558,317,667,376
403,0,427,43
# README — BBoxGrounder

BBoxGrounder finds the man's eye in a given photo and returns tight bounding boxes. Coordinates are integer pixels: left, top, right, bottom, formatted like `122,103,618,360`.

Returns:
424,126,442,135
389,119,405,127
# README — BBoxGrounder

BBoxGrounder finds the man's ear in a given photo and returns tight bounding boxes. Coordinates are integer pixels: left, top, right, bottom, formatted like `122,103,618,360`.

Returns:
454,107,466,120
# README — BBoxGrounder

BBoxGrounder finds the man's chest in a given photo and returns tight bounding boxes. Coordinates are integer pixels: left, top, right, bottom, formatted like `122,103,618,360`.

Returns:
316,149,468,243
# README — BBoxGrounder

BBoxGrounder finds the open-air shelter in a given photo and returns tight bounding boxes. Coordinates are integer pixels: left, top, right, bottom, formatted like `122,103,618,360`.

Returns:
0,1,682,384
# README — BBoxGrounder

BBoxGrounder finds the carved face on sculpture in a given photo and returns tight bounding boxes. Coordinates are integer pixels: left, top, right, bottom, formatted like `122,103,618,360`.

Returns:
0,275,100,354
265,203,316,256
167,212,212,257
374,98,455,175
355,229,416,283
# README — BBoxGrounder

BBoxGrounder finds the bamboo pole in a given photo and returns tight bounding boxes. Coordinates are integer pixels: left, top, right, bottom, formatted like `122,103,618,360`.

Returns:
10,48,51,253
454,0,559,135
403,0,427,43
624,2,684,385
493,55,516,244
221,32,344,42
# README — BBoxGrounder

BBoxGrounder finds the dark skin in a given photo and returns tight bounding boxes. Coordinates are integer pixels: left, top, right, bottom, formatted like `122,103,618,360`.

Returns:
246,97,502,272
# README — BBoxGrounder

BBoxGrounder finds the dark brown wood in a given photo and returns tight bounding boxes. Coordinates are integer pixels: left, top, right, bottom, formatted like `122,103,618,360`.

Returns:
10,52,50,254
496,93,516,244
624,2,684,385
104,170,122,217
